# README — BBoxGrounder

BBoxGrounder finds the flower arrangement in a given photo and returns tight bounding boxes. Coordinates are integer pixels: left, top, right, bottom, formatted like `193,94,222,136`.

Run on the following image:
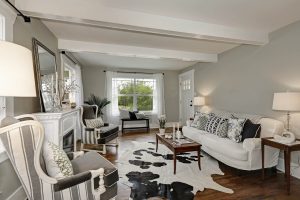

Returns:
158,115,167,129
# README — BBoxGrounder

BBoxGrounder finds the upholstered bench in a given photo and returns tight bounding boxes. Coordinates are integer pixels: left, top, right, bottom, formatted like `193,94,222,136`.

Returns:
121,118,150,134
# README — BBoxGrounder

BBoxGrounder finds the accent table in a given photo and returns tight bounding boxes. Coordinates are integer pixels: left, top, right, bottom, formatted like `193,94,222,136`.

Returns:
261,137,300,195
156,133,201,174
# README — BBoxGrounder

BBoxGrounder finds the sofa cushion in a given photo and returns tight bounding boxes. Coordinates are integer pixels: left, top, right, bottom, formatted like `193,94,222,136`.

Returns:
191,112,212,130
241,119,261,141
201,134,248,161
227,118,247,143
205,115,228,137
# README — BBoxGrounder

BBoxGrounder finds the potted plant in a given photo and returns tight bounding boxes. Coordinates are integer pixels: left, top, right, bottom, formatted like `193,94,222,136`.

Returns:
158,115,167,134
85,94,111,117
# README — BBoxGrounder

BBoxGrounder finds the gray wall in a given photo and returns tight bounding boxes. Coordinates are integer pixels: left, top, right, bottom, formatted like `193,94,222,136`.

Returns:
13,17,60,115
81,65,180,122
182,21,300,136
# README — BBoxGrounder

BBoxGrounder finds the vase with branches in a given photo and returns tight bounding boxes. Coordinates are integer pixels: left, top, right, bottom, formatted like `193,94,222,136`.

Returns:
85,94,111,116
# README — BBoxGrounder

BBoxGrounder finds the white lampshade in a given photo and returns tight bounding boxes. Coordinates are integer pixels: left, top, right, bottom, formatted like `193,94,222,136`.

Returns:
194,96,205,106
0,41,36,97
272,92,300,111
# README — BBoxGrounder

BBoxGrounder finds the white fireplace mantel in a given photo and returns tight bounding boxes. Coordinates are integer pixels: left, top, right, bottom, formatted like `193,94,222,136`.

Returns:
33,108,81,151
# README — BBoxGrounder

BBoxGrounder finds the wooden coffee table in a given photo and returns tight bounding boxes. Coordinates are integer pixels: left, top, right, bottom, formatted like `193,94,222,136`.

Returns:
156,133,201,174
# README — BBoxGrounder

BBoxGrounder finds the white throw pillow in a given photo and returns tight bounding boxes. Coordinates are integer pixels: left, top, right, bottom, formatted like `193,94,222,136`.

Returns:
119,109,130,119
85,117,104,128
135,112,146,119
43,141,73,179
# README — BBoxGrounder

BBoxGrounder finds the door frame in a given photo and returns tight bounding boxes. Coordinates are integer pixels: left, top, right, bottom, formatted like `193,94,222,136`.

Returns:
179,69,195,124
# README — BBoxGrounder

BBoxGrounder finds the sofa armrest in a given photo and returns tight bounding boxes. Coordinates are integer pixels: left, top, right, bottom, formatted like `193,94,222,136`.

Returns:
243,138,261,151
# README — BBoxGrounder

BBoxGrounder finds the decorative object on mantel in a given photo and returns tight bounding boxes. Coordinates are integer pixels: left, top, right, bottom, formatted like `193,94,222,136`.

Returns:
85,94,111,116
272,92,300,131
60,79,80,106
0,41,36,117
158,115,166,134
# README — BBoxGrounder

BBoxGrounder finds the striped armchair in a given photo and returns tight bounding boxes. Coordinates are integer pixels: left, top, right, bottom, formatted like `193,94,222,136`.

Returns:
0,115,118,200
80,105,119,154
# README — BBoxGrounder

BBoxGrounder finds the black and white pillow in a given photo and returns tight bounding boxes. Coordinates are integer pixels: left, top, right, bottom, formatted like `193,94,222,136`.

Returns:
241,119,261,141
227,118,247,143
205,115,228,137
191,112,212,130
85,117,104,128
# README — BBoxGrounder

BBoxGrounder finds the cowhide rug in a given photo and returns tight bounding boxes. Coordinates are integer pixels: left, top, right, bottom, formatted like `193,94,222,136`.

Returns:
117,141,233,200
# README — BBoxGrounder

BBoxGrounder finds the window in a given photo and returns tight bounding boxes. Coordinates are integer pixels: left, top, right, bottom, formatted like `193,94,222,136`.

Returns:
106,72,165,125
114,77,156,112
182,79,191,90
63,65,76,103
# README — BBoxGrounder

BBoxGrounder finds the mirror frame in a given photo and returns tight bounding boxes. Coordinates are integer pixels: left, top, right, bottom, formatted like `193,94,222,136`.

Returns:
32,38,59,112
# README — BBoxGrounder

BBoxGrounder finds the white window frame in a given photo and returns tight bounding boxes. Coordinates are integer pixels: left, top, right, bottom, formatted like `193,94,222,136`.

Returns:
63,63,76,102
114,77,156,112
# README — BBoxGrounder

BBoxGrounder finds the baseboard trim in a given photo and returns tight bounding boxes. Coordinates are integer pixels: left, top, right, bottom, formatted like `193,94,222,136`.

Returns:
6,186,26,200
277,157,300,179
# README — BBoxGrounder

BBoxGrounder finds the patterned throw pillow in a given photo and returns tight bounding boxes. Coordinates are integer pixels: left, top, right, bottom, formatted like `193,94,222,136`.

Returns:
191,112,212,129
43,141,73,179
191,114,201,128
227,118,247,143
85,117,104,128
205,115,228,137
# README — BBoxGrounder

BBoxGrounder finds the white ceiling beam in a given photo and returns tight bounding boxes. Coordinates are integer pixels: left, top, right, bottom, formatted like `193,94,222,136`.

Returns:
58,39,218,62
16,0,268,45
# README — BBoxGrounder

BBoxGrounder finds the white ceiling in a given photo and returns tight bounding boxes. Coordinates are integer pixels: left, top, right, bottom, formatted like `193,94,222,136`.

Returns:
72,52,198,70
15,0,300,70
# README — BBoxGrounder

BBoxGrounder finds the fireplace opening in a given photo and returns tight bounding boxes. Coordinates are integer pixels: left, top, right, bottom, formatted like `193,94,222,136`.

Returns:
63,130,74,153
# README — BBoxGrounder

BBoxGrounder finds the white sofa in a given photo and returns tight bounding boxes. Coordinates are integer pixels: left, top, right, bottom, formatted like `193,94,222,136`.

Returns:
183,110,284,171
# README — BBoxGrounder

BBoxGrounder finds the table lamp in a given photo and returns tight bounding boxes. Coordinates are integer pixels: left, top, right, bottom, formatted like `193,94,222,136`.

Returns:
272,92,300,131
0,41,36,118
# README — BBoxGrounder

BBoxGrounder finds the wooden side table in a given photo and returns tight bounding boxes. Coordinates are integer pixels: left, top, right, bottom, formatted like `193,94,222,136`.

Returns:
261,137,300,195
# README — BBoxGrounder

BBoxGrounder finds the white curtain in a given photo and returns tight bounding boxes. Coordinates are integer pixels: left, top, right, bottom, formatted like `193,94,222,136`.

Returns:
105,71,118,124
73,64,84,106
105,71,165,126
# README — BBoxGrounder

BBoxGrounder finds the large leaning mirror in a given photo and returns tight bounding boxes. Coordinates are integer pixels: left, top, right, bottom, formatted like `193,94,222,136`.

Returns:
33,38,60,112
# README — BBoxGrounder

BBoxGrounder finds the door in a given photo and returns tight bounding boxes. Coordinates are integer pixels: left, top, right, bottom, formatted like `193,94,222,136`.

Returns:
179,70,194,126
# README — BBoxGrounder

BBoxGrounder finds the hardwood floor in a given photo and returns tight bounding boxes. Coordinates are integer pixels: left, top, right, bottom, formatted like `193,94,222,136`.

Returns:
93,130,300,200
